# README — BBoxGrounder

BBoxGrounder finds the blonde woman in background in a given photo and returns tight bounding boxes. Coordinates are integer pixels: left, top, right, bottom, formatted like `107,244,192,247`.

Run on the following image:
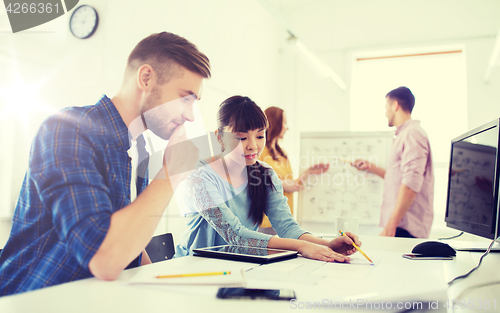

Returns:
258,107,329,235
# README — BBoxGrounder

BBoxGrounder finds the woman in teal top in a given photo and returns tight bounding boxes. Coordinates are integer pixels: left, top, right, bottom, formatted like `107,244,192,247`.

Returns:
175,96,361,261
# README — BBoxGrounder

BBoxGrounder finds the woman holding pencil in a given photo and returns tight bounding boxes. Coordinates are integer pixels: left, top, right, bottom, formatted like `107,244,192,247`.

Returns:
174,96,360,262
258,106,329,235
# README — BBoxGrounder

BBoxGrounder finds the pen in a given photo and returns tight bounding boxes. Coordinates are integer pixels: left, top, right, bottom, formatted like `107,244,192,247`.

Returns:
339,230,373,264
156,271,231,279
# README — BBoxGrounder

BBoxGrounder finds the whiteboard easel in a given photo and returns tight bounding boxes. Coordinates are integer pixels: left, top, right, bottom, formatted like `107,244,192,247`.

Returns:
297,131,394,226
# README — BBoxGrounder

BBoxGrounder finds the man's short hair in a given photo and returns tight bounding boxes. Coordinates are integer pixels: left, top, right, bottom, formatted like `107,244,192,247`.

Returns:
127,32,211,84
386,86,415,113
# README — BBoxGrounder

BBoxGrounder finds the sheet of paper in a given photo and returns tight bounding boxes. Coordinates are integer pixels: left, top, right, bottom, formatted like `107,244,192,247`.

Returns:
245,257,328,285
128,258,256,286
127,282,221,297
293,250,447,303
189,257,262,272
278,256,329,276
255,261,303,272
129,268,246,286
311,262,375,279
246,268,325,285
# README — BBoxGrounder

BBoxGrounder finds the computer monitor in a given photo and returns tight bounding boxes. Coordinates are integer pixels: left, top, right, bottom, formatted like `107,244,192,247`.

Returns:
445,119,500,251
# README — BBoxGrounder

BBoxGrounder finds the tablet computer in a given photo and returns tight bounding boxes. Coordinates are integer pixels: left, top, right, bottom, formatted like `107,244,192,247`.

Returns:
192,245,298,264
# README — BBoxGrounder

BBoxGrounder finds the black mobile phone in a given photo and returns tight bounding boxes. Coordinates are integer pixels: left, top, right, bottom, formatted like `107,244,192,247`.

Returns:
216,287,296,301
402,253,453,260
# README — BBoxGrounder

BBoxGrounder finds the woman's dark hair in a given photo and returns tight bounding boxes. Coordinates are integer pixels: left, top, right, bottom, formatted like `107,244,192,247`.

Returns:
217,96,276,225
264,106,288,160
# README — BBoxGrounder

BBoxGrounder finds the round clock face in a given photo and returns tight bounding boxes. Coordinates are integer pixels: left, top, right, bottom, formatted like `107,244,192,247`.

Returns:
69,5,98,39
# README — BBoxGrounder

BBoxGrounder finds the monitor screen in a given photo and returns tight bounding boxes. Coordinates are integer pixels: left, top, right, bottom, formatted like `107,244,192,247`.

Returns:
445,119,500,239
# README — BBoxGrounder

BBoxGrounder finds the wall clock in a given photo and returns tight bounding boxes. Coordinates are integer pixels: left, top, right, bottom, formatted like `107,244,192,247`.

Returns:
69,5,98,39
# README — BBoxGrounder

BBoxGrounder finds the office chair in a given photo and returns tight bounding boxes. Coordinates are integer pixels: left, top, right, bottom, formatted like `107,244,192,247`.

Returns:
145,233,175,263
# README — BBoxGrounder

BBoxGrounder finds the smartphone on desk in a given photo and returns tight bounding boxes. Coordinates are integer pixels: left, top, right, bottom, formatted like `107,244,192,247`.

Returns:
216,287,296,301
402,253,453,260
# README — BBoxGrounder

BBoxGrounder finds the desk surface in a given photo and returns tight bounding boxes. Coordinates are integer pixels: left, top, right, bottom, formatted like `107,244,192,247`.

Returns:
0,236,498,313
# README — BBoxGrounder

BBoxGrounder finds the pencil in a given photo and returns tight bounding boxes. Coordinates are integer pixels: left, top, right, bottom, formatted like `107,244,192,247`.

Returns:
339,230,373,264
156,271,231,279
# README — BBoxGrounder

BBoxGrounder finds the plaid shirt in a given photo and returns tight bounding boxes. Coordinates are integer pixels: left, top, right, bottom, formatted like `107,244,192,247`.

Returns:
0,95,147,296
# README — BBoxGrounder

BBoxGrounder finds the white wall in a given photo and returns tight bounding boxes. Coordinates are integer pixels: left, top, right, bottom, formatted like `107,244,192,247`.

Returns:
0,0,284,242
0,0,110,217
466,38,500,129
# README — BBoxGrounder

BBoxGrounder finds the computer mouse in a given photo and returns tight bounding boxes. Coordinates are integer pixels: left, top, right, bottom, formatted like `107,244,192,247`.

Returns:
412,241,456,257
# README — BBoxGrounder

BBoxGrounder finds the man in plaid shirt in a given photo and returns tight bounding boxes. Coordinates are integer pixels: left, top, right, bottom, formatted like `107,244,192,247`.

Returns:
0,32,211,296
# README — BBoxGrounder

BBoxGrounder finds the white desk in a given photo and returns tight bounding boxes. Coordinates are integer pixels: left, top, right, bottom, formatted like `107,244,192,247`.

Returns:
0,236,499,313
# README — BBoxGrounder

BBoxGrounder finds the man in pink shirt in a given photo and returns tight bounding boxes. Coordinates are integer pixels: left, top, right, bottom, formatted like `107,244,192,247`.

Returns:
354,87,434,238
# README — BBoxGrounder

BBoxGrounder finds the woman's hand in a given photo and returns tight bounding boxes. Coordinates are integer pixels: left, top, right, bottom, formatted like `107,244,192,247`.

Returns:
297,241,350,262
307,163,330,175
327,231,361,256
282,179,304,193
298,163,330,184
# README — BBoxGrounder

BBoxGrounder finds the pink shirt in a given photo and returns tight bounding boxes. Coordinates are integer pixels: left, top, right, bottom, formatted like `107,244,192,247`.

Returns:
380,120,434,238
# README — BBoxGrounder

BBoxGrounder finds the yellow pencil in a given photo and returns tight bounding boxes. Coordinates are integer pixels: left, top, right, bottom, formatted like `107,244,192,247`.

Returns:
156,271,231,279
339,230,373,264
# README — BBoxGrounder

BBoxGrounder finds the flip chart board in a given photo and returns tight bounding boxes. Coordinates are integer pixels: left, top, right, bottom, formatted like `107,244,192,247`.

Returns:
297,131,394,225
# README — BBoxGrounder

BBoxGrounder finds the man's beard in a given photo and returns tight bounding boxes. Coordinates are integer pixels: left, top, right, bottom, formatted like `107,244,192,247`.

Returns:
141,86,161,115
139,87,174,140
